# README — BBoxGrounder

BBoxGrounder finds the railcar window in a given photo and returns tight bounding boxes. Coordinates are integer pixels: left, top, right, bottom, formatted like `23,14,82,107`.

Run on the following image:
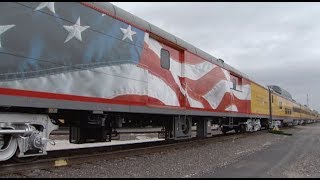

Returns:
160,48,170,70
272,95,274,103
285,108,292,115
232,78,237,90
279,101,282,109
230,74,242,91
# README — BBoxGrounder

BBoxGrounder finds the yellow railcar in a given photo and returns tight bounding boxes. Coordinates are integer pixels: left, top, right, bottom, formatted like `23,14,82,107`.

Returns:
250,82,318,126
250,82,269,117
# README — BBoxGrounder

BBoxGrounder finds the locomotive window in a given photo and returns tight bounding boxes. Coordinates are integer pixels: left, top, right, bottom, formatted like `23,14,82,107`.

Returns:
160,48,170,70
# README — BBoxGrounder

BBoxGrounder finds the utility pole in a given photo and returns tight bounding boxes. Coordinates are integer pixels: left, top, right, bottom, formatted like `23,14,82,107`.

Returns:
307,94,309,107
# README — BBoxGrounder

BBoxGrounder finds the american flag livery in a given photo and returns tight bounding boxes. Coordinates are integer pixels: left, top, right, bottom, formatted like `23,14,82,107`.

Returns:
141,35,251,113
0,2,251,114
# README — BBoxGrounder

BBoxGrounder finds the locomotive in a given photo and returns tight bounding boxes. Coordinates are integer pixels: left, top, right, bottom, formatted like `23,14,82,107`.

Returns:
0,2,318,162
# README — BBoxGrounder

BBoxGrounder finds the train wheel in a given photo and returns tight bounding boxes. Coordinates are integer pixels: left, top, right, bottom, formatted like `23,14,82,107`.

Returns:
0,133,4,150
0,134,18,162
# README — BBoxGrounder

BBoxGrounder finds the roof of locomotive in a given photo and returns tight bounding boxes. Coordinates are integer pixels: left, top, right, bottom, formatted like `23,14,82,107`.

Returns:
86,2,250,80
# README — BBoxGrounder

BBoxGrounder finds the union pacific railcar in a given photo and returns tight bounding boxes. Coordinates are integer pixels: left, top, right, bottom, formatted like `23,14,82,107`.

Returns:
0,2,318,162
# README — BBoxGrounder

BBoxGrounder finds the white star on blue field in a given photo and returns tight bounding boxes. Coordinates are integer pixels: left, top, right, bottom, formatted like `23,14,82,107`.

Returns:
63,17,90,43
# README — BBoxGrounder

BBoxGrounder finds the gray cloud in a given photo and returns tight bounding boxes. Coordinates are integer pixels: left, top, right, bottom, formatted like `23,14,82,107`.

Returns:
111,2,320,111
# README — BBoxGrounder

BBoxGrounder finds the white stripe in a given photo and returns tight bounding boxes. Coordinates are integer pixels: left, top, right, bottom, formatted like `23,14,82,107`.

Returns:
146,37,162,58
203,80,231,109
186,91,204,108
0,63,179,106
171,60,216,80
144,33,149,44
231,84,251,100
225,105,238,112
222,69,230,81
147,72,180,106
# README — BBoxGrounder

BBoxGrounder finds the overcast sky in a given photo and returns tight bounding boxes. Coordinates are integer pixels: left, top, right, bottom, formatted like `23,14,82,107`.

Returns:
111,2,320,111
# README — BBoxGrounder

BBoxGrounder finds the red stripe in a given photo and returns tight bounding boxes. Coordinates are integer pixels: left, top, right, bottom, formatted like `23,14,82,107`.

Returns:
186,66,226,96
0,87,147,106
160,43,182,62
112,95,147,105
0,87,188,111
139,42,185,106
185,51,208,65
215,92,232,111
232,96,251,113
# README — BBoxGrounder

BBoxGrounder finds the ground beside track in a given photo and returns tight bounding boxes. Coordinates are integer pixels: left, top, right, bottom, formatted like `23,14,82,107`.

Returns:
196,123,320,178
2,123,319,178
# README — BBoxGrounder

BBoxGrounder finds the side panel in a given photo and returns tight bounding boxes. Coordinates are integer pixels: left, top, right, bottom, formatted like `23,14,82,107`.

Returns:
301,106,306,119
184,52,251,114
271,92,283,119
250,82,269,116
139,34,184,109
273,95,283,118
301,106,310,120
271,93,295,122
231,78,251,114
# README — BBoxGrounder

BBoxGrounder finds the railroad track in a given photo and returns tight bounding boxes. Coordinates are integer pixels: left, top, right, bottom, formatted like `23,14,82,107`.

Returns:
0,126,293,176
